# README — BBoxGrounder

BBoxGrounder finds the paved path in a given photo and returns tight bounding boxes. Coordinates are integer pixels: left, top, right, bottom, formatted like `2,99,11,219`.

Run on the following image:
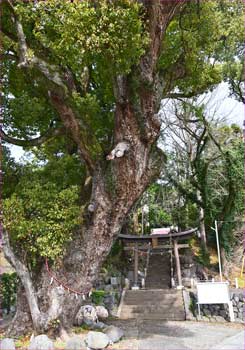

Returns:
108,320,244,350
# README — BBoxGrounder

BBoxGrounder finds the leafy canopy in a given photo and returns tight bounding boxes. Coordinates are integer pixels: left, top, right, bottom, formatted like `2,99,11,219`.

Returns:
4,182,81,262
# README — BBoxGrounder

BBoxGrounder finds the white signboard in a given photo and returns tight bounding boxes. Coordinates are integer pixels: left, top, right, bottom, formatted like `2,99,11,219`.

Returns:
196,282,234,322
151,227,171,235
196,282,230,304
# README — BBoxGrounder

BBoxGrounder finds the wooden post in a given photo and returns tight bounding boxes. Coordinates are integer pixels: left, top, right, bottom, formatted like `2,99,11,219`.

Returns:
134,243,139,286
173,239,182,288
152,237,158,248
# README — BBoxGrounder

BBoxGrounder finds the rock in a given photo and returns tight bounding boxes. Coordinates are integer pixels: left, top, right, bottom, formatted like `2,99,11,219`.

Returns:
86,331,109,349
104,285,114,292
105,325,124,343
65,336,86,350
203,309,212,317
84,319,96,328
28,335,54,350
0,338,16,350
75,305,98,326
197,315,209,322
182,277,192,288
219,310,227,317
93,322,106,330
214,316,225,323
235,318,244,324
239,293,244,302
95,306,109,319
182,269,192,278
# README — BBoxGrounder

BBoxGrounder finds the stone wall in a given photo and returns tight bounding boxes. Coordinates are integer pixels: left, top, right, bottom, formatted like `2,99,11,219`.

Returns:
183,289,244,323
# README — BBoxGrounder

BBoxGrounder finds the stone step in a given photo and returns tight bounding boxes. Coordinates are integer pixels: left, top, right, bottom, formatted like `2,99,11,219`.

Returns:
120,312,185,320
145,283,170,286
124,295,183,304
120,287,185,321
145,280,170,284
146,278,170,282
124,299,183,305
122,302,184,308
125,289,182,295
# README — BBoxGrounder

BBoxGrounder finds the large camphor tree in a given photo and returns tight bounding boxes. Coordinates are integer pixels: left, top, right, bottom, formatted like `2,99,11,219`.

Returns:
0,0,243,335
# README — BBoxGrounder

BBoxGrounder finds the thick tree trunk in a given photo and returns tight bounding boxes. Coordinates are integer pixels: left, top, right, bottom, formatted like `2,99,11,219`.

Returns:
5,286,32,337
197,190,207,249
2,0,187,335
5,139,164,335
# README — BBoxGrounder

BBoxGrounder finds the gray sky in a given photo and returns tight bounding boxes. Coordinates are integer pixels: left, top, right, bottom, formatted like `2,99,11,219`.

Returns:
8,82,244,162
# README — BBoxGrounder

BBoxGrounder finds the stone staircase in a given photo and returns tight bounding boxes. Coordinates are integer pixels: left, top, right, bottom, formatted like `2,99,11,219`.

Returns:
120,289,185,320
119,252,185,321
145,252,171,289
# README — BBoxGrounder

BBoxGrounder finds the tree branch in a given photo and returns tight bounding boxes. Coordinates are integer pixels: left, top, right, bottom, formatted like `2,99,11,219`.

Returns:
2,1,69,91
2,230,42,330
0,125,65,147
167,173,203,207
49,92,95,173
1,1,95,172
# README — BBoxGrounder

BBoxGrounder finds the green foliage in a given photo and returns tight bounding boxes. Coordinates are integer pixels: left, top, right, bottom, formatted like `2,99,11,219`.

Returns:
160,0,244,96
91,290,106,305
2,146,23,199
4,182,81,262
195,244,210,267
16,0,148,75
205,126,244,252
0,272,19,313
101,240,127,278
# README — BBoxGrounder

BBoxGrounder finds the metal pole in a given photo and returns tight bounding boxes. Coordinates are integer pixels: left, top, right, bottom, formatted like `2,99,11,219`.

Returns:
134,243,139,286
215,220,222,282
141,207,144,235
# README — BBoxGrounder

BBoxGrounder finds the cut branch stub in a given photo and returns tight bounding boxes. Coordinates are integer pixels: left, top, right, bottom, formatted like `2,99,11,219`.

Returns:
106,142,130,160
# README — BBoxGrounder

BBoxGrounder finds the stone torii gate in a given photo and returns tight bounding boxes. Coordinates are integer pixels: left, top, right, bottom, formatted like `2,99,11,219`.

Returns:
119,228,198,288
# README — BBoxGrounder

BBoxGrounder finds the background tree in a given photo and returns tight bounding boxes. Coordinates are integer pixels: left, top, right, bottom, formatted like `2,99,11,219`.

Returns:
0,0,243,335
158,99,243,261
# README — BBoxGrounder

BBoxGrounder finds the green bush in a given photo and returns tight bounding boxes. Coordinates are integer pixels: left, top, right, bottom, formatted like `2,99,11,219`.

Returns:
91,290,106,305
0,272,19,313
195,244,210,267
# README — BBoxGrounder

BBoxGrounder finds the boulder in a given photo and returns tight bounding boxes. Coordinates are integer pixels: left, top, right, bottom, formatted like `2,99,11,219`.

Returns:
238,312,244,319
86,331,109,349
65,336,86,350
28,335,54,350
105,325,124,343
219,310,227,318
75,305,98,326
239,293,244,302
93,322,106,330
95,306,109,319
82,320,106,330
214,316,225,323
0,338,16,350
